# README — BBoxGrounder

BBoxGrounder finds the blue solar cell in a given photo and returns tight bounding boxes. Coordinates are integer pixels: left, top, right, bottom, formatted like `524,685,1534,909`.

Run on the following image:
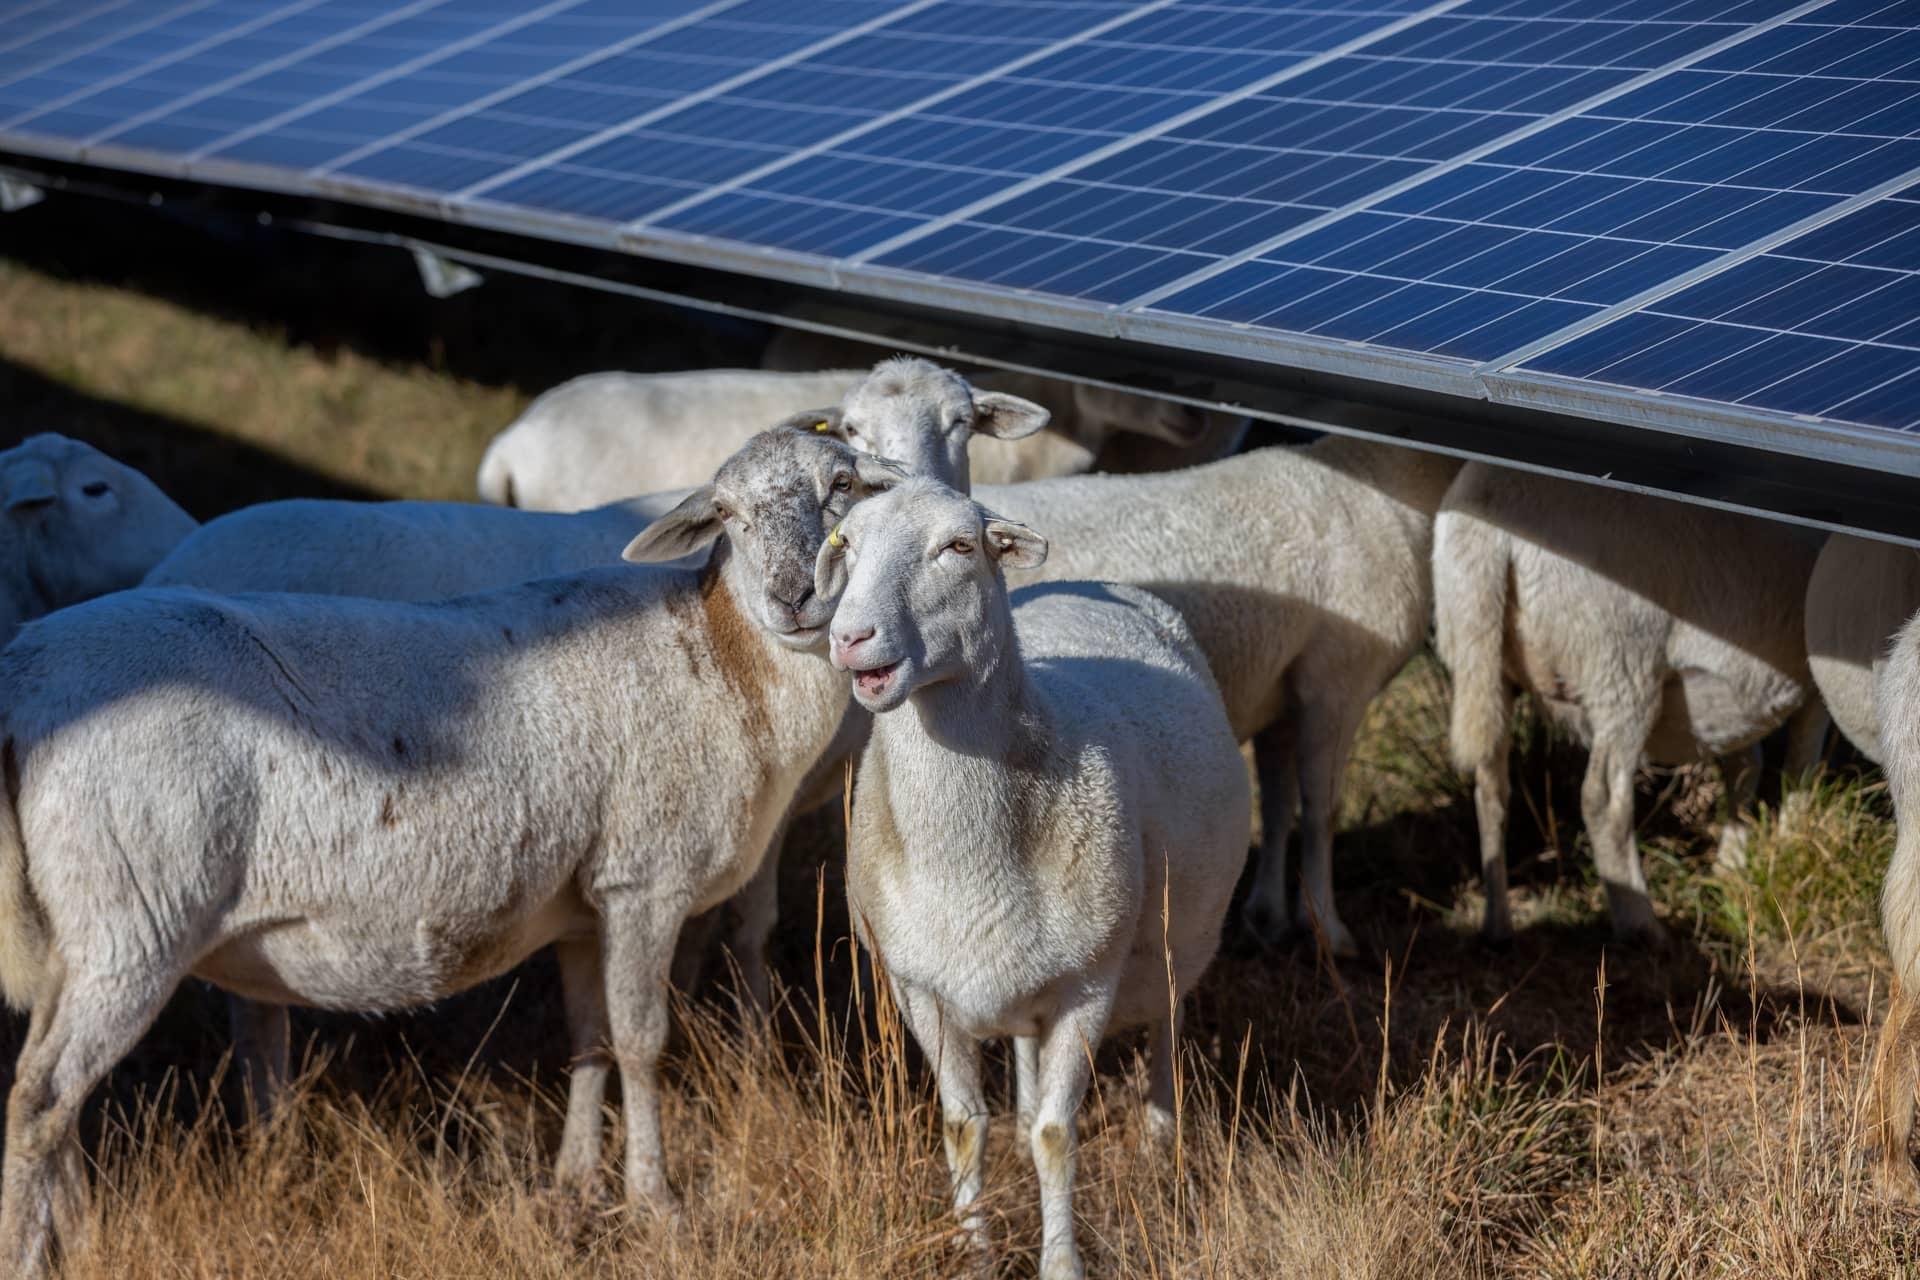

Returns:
3,0,1917,443
1518,171,1920,428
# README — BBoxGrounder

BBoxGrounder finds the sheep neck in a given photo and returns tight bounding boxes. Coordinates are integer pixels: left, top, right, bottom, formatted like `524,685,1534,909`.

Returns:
700,540,850,770
870,580,1055,855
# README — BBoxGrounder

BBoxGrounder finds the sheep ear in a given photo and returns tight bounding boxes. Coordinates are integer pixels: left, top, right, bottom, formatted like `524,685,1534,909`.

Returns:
853,452,910,492
2,459,57,513
814,524,851,601
982,516,1046,569
623,485,722,563
776,406,844,438
971,391,1049,441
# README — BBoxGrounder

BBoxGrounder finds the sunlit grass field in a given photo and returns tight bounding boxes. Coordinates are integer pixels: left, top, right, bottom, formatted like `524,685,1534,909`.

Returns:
1,196,1912,1277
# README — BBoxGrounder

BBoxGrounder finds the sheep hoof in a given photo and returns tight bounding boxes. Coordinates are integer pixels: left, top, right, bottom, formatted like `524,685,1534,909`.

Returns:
1876,1155,1920,1206
1478,925,1515,954
1237,900,1291,949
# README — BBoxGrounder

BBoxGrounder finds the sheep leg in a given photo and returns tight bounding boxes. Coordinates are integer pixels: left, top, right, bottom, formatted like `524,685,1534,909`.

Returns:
666,907,721,999
1582,731,1661,942
553,935,612,1195
1713,743,1762,873
1293,698,1364,959
601,897,687,1214
3,963,174,1280
1474,689,1516,945
1781,698,1830,781
1239,719,1299,946
1143,1001,1183,1146
895,983,989,1252
726,844,781,1014
1015,1035,1039,1145
1030,988,1117,1280
226,995,289,1119
1868,982,1920,1202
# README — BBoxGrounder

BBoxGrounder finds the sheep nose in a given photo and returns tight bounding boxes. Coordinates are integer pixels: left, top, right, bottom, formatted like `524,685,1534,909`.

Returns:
833,624,874,661
6,493,53,514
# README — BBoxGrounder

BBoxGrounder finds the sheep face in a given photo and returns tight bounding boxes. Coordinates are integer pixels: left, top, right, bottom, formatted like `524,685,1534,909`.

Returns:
1071,381,1211,446
815,478,1045,713
624,427,904,648
0,434,197,624
836,357,1048,493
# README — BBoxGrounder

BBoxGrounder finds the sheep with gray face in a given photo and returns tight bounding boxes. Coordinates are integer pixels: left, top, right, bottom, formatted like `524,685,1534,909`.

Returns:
0,427,892,1280
1804,532,1920,764
815,477,1249,1280
474,362,1233,511
0,433,197,645
1434,463,1819,944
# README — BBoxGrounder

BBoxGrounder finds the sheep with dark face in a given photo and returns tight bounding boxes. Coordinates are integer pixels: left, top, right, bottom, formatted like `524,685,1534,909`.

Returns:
816,477,1248,1280
0,428,898,1279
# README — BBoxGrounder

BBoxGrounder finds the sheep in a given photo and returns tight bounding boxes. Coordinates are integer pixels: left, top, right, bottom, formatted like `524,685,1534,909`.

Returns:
1433,463,1820,944
0,433,197,645
475,364,1240,511
743,359,1452,963
760,318,1250,476
143,490,696,597
1804,532,1920,764
1867,604,1920,1201
0,427,895,1279
814,477,1249,1280
142,483,710,1103
477,369,858,511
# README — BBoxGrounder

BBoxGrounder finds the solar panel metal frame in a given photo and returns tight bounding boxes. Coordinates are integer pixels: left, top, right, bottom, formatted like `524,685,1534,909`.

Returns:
3,0,1919,481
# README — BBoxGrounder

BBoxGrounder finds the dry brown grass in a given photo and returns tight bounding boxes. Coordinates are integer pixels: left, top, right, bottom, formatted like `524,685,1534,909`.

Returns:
3,197,1917,1278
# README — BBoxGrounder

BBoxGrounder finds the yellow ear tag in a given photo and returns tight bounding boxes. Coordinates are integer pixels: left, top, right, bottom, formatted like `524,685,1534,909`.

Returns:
813,419,832,432
827,524,845,549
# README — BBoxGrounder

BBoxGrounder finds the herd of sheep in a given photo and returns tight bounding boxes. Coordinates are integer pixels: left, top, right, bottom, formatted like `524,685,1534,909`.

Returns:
0,349,1910,1278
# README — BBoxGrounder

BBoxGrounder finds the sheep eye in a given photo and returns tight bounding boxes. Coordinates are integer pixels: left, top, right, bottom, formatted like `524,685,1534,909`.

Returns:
830,473,852,493
715,504,733,523
948,538,974,557
81,481,109,497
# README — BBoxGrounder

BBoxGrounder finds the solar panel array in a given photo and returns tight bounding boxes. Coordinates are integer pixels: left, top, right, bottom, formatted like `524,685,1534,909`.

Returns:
2,0,1918,464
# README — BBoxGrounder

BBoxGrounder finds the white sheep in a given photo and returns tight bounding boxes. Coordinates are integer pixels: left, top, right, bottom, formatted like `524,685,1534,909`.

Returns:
1433,463,1820,943
814,477,1249,1280
477,369,858,511
1866,603,1920,1201
143,490,694,596
143,485,705,1102
0,433,197,645
792,358,1458,957
475,365,1237,511
760,320,1249,476
0,427,894,1279
1805,532,1920,763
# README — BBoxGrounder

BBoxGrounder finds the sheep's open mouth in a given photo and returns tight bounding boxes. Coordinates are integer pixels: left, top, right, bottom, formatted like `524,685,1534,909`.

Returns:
853,661,900,697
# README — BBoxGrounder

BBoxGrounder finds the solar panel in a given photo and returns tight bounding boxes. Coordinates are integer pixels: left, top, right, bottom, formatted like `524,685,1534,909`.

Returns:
1,0,1917,471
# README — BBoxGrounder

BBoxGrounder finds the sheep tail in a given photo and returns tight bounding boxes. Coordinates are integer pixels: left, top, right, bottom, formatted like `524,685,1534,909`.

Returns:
1433,507,1512,778
0,737,48,1012
475,442,516,507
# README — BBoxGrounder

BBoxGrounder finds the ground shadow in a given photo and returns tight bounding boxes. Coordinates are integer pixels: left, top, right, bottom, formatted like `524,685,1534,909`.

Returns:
0,356,377,517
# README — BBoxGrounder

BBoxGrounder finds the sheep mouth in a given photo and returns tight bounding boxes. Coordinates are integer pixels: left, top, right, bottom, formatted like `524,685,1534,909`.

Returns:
851,660,900,698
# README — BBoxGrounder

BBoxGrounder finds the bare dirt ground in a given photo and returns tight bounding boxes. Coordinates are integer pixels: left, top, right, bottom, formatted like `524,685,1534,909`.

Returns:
1,195,1913,1278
